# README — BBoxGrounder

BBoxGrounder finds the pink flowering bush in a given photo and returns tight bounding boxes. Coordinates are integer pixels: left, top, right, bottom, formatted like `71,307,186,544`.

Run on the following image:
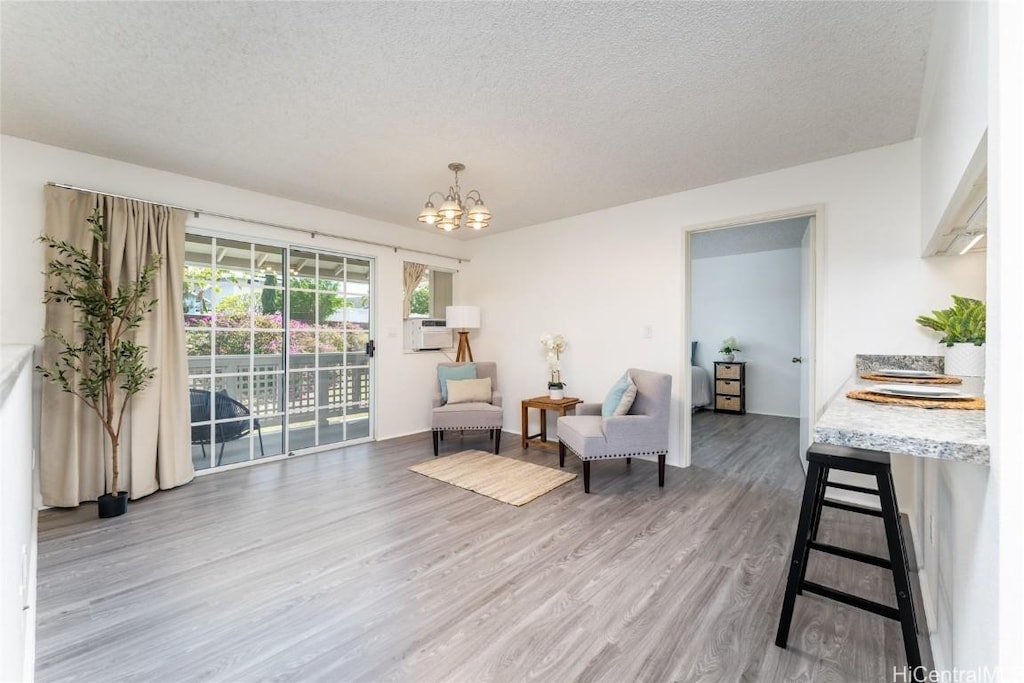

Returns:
185,311,367,356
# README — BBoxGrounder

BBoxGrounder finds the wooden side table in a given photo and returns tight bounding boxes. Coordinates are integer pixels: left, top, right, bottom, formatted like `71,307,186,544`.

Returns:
521,395,583,450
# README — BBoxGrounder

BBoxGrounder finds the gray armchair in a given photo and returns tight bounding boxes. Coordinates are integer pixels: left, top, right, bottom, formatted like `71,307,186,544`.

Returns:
557,368,672,493
432,362,503,456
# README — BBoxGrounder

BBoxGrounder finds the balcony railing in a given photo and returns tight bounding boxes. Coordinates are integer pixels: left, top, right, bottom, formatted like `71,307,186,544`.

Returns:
188,352,370,417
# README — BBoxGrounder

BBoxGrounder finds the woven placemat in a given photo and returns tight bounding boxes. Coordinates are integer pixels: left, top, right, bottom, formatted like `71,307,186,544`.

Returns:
860,373,962,385
847,390,984,410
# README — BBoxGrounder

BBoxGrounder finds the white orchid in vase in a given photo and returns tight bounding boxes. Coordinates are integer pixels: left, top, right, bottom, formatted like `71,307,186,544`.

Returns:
540,333,568,390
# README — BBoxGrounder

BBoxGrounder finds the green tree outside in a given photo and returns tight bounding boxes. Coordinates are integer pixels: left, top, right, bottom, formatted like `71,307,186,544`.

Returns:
410,287,430,316
261,272,280,314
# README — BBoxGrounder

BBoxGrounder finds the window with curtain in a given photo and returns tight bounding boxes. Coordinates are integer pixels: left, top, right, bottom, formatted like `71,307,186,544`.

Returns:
403,261,453,319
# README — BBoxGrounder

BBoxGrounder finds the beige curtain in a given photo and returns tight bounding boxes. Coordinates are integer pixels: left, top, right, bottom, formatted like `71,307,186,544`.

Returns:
40,186,194,506
402,261,428,318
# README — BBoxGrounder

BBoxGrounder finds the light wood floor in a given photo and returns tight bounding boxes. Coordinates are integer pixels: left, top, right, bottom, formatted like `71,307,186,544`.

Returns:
36,414,931,682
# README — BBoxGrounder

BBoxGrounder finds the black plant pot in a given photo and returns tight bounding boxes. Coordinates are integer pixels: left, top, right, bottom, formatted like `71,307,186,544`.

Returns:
97,491,129,518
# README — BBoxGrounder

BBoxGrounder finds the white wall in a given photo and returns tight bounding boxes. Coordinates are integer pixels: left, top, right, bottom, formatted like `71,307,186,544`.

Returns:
0,135,472,441
993,1,1024,678
0,347,37,682
914,457,995,674
691,248,801,417
462,140,985,468
918,0,988,248
909,1,997,675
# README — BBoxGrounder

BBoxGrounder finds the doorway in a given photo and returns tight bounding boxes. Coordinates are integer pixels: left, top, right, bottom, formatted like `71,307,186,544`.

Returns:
681,209,822,470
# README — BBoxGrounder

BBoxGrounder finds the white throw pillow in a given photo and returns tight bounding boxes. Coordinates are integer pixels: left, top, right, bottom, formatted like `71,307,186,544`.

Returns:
446,377,492,404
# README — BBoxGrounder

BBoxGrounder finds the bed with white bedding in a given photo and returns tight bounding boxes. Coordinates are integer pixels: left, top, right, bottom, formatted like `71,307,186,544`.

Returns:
692,365,712,410
690,341,712,410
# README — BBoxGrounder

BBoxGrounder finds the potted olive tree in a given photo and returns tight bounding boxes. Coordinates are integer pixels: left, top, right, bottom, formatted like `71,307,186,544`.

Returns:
915,295,986,377
36,209,162,518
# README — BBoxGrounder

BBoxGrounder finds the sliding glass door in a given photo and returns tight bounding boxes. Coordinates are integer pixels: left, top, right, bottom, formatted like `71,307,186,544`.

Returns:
285,248,372,451
185,235,373,471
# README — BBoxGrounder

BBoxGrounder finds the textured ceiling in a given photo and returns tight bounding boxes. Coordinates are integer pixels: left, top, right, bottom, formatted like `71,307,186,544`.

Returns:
1,1,935,239
691,217,810,259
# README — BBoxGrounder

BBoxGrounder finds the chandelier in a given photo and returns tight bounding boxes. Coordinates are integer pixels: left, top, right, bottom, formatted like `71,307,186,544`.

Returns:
417,162,492,232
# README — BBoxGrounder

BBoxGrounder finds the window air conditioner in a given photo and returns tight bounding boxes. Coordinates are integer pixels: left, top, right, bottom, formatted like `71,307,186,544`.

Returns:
404,318,453,351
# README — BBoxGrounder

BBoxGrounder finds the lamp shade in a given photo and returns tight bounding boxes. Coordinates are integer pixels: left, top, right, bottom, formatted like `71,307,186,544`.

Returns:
417,203,439,224
438,198,463,219
445,305,480,329
466,200,491,222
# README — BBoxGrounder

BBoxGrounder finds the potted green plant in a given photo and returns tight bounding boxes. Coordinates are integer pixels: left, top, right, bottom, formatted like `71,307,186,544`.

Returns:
35,209,162,518
541,333,567,399
915,295,986,376
719,336,741,363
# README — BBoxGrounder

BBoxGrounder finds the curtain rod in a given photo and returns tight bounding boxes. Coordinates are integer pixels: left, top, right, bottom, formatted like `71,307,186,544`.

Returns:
45,182,469,264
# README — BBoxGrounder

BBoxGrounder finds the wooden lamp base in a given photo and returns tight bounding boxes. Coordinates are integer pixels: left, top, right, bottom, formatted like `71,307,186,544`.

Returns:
455,330,474,362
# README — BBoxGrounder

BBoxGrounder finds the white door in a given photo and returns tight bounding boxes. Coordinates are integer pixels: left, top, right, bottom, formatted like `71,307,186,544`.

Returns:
798,217,814,467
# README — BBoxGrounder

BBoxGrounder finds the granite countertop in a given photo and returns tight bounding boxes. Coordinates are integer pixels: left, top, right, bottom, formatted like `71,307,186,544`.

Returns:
813,355,989,465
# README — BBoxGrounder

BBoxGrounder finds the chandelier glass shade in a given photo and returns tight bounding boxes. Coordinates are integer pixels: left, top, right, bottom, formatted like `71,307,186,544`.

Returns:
417,162,491,232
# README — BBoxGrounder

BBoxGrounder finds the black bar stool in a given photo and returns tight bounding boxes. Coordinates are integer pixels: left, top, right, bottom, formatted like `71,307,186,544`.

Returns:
775,442,922,672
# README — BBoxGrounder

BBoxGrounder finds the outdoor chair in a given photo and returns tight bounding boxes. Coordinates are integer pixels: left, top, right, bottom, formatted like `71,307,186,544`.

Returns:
190,389,264,462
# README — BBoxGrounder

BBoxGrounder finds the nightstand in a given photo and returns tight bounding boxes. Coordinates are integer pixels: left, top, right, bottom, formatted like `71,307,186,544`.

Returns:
714,362,746,414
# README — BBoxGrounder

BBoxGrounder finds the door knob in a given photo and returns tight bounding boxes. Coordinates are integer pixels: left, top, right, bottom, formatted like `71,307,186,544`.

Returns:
791,357,803,363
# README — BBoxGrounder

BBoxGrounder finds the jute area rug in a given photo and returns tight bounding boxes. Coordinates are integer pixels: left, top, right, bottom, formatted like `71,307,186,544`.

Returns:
409,450,577,506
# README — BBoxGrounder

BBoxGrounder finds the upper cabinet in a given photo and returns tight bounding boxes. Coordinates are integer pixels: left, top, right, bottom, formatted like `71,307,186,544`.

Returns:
917,1,988,256
923,133,987,257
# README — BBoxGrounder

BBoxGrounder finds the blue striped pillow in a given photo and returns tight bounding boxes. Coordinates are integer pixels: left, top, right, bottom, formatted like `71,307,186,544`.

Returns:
602,373,638,417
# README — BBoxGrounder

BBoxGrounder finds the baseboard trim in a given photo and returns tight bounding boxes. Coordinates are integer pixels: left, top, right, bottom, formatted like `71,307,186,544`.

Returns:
379,427,523,441
744,410,800,419
377,429,431,441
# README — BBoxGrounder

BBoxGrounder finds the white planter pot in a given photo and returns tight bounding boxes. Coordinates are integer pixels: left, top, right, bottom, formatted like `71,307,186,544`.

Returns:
549,389,564,400
944,343,985,377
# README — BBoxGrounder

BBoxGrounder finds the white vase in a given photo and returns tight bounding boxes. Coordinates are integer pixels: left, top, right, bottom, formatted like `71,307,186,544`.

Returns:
549,388,564,400
722,354,735,363
944,343,985,377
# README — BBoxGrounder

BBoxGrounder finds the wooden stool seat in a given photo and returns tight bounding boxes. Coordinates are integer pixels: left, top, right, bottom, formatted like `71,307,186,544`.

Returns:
775,443,923,672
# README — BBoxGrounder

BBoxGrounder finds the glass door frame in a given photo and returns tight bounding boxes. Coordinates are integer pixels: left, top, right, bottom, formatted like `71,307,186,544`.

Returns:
185,227,376,473
284,245,375,455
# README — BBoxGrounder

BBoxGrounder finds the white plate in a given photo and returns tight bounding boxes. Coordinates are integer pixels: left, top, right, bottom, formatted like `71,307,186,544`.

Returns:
874,368,942,379
869,384,974,400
